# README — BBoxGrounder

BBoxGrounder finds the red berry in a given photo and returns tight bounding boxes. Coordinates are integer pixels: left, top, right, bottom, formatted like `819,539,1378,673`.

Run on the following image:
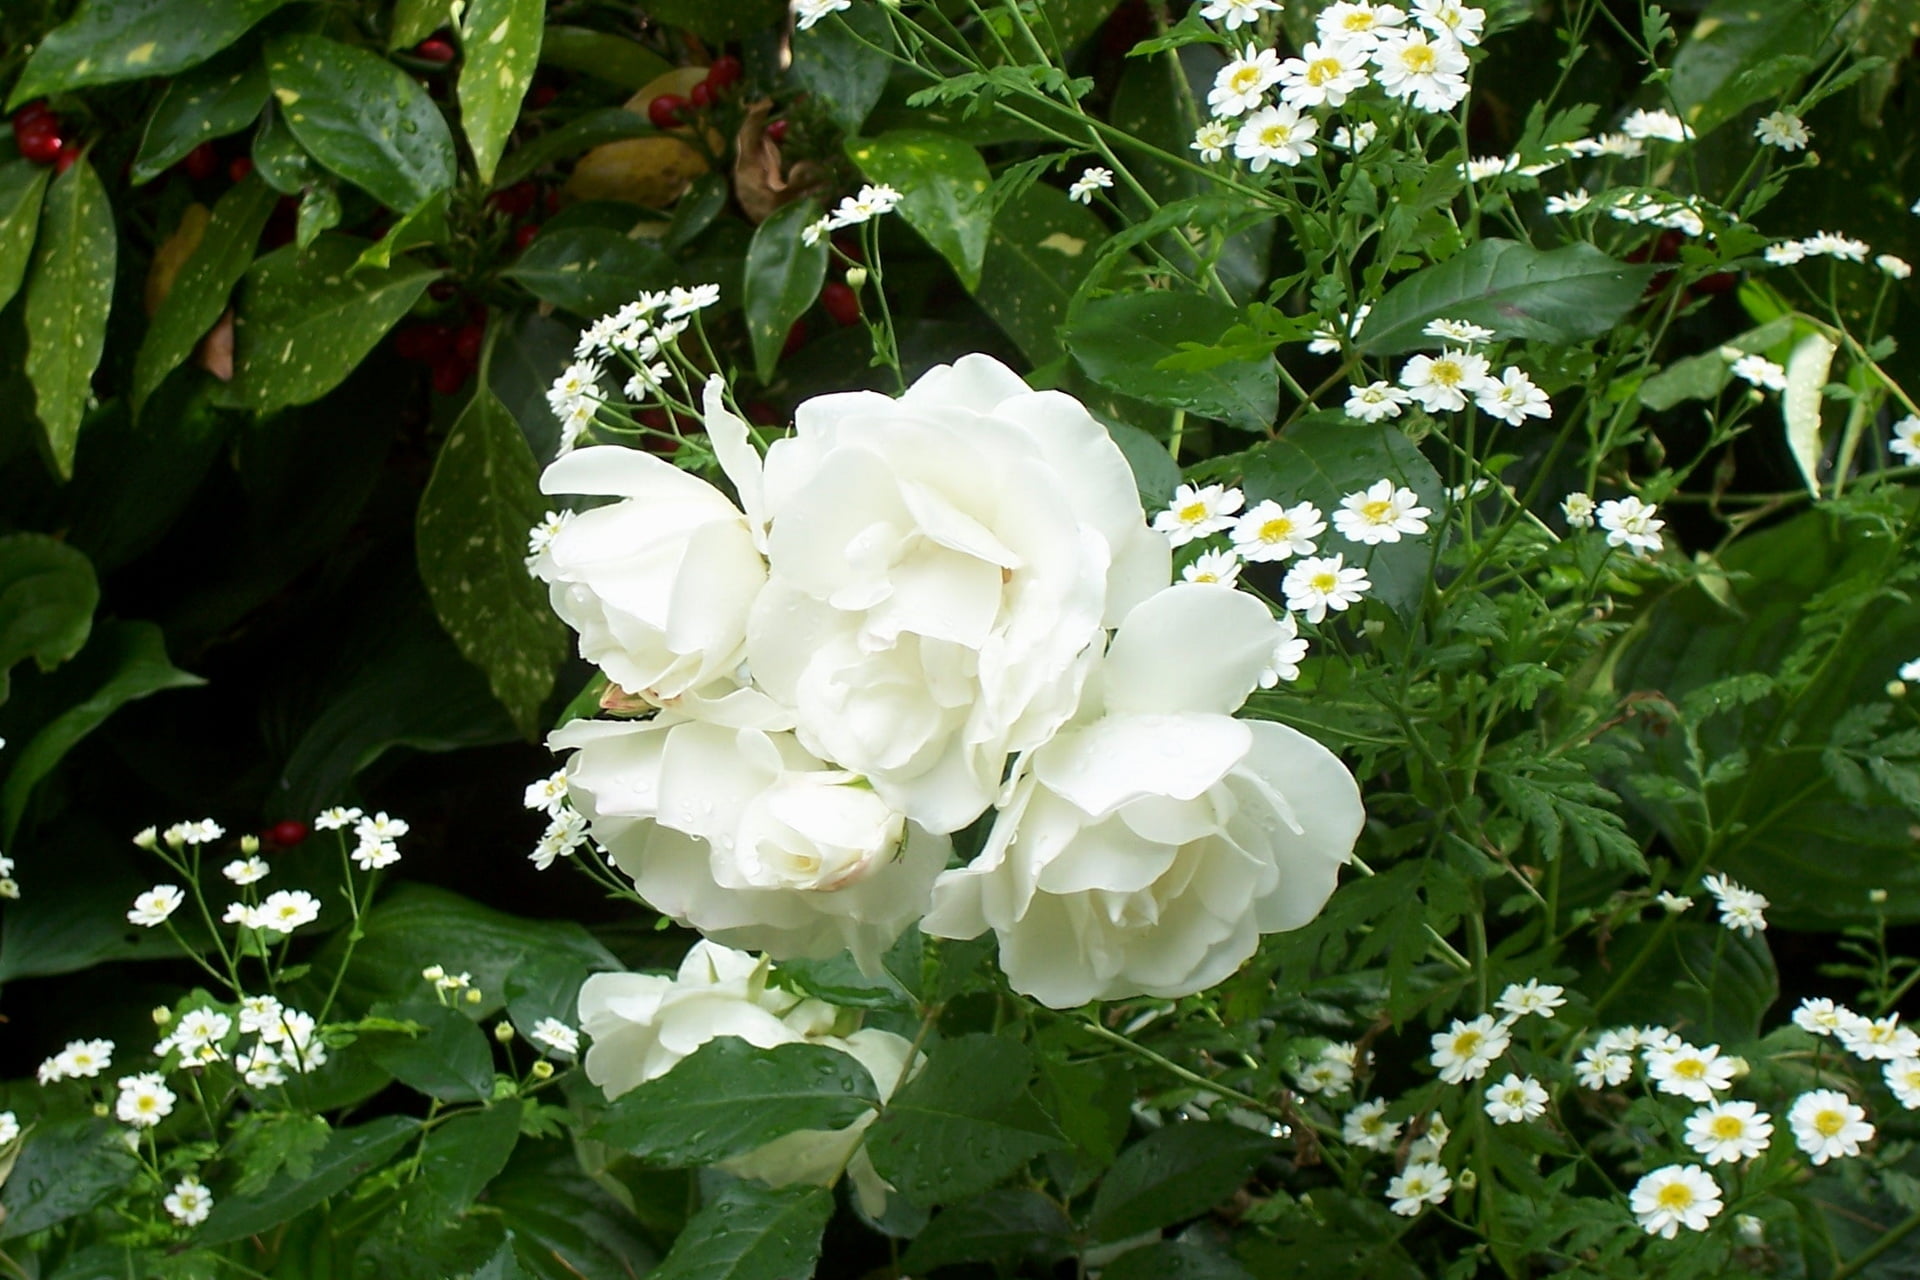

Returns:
689,80,713,110
228,156,254,182
765,118,789,144
782,318,808,356
268,820,309,847
514,222,540,250
395,323,453,363
706,55,743,90
432,359,471,395
529,84,559,109
454,321,484,362
15,120,63,166
182,142,218,180
647,94,687,129
821,281,860,326
12,101,52,128
488,180,537,217
415,37,456,64
53,148,76,173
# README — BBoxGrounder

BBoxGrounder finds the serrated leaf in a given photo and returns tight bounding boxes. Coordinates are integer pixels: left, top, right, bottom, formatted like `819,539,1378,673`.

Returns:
199,1116,421,1244
0,160,49,314
1783,331,1835,498
133,175,277,415
131,52,270,183
24,155,115,478
459,0,544,185
229,234,440,414
744,199,828,380
265,33,458,212
1356,239,1655,354
417,385,569,737
1065,292,1278,432
847,130,992,290
503,225,674,317
9,0,293,103
591,1038,879,1166
1088,1122,1274,1242
975,182,1108,367
649,1180,831,1280
233,1113,332,1195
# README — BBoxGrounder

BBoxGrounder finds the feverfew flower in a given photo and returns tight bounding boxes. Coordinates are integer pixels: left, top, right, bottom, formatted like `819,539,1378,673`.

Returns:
258,889,321,934
0,1112,17,1146
351,836,401,871
169,1009,233,1055
1412,0,1484,45
1596,496,1663,555
223,902,263,929
1754,110,1809,151
1399,349,1492,412
1630,1165,1722,1238
1182,548,1244,585
524,770,570,817
1483,1073,1548,1125
1701,872,1768,935
39,1037,114,1084
1068,167,1113,204
1260,613,1310,686
663,284,721,321
1234,103,1319,170
1685,1100,1773,1165
164,1177,214,1226
1430,1014,1510,1084
1560,492,1594,528
1318,1,1408,51
1545,188,1592,215
1282,554,1371,624
531,809,589,870
1788,1089,1873,1164
1199,0,1284,28
530,1017,581,1056
1331,121,1380,151
238,995,285,1036
1801,230,1870,262
1495,979,1566,1021
1332,479,1430,546
1764,240,1808,266
1191,120,1232,162
1732,355,1786,397
1883,1058,1920,1109
1308,304,1370,353
1345,380,1412,423
1296,1053,1355,1096
1574,1045,1633,1089
1343,1099,1402,1151
1837,1015,1920,1063
1209,44,1286,117
1370,28,1470,114
1475,367,1552,426
1232,499,1325,561
1424,317,1495,345
222,857,269,886
1278,42,1371,109
1386,1161,1452,1216
1877,254,1912,280
115,1072,176,1128
128,885,185,928
792,0,851,32
1154,483,1245,546
1621,108,1693,143
1793,996,1856,1037
828,184,903,229
1646,1041,1736,1103
1408,1112,1449,1161
315,806,363,831
1890,415,1920,464
1656,891,1694,913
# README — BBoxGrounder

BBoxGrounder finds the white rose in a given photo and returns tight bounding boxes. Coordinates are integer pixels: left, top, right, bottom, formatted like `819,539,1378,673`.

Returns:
532,418,766,703
554,716,950,971
921,584,1366,1007
730,354,1170,833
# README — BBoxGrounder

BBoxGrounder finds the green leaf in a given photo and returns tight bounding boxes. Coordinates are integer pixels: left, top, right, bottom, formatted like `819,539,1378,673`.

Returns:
1,621,202,842
199,1116,421,1245
252,101,317,195
744,200,828,380
265,34,458,213
391,0,456,50
1590,921,1778,1043
132,174,277,416
355,191,450,272
0,1122,138,1241
9,0,293,103
649,1180,832,1280
232,1113,332,1195
1668,0,1835,139
866,1034,1067,1207
538,26,673,89
295,183,343,249
459,0,545,185
974,181,1107,368
0,160,48,314
487,1150,665,1280
496,108,660,187
472,1238,536,1280
0,533,99,704
618,0,786,42
229,234,440,414
1240,417,1445,622
1087,1122,1275,1242
366,998,498,1102
791,7,893,135
131,52,269,184
591,1038,879,1166
419,1102,524,1214
1102,1243,1255,1280
417,386,568,737
898,1189,1074,1273
1103,418,1180,506
1065,292,1278,432
24,155,115,478
1356,239,1655,355
847,130,992,290
503,226,674,317
1782,332,1835,499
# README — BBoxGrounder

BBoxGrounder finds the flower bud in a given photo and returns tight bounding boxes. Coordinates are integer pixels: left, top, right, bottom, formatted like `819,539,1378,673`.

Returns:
1456,1168,1477,1191
92,1101,109,1118
494,1021,516,1043
531,1060,555,1080
421,964,445,982
240,834,260,855
465,988,482,1004
844,266,869,290
1871,887,1889,904
152,1006,173,1025
1889,680,1907,699
0,878,18,900
133,826,159,851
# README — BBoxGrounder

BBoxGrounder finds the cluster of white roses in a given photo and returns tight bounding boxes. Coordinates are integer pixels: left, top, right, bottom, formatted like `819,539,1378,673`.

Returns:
527,350,1366,1009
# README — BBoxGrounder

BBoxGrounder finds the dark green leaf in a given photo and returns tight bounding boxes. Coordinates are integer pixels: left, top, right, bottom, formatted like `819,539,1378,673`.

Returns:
504,226,674,317
472,1238,535,1280
791,8,893,135
132,53,269,183
1668,0,1835,139
1066,292,1278,432
619,0,786,42
1,621,202,842
0,1122,138,1241
975,182,1107,367
199,1116,421,1244
1241,417,1446,621
459,0,545,185
649,1179,832,1280
417,386,568,737
744,200,828,380
847,130,992,290
866,1034,1067,1206
133,174,277,416
777,949,916,1013
1590,921,1777,1042
665,175,729,252
0,533,98,704
1102,1242,1255,1280
229,234,440,414
0,160,49,313
265,34,458,212
232,1113,332,1195
1102,418,1181,506
390,0,453,50
354,192,450,272
487,1149,666,1280
24,155,115,478
496,108,660,187
10,0,292,102
419,1102,524,1214
538,26,673,89
1087,1122,1275,1242
898,1189,1074,1273
591,1038,879,1166
295,183,342,249
367,998,498,1102
252,102,317,195
1356,239,1655,355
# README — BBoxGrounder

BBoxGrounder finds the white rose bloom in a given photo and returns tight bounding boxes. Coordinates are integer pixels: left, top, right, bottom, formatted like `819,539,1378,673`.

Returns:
922,584,1365,1007
530,386,767,703
743,355,1170,833
554,715,950,972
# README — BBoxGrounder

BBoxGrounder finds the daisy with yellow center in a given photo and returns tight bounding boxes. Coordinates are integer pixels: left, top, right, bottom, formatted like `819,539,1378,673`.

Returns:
1630,1165,1722,1237
1231,499,1325,561
1683,1100,1772,1164
1400,348,1492,411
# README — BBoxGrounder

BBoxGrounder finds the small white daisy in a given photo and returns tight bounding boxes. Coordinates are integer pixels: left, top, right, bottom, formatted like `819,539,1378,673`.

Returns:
1483,1073,1549,1125
1429,1013,1510,1084
1684,1100,1773,1165
1386,1160,1452,1216
1068,166,1114,204
1182,548,1245,585
1281,554,1371,624
1754,110,1809,151
1153,483,1246,546
1332,479,1431,546
1788,1088,1873,1164
1630,1164,1722,1238
1596,496,1663,555
1344,380,1413,422
1231,499,1326,561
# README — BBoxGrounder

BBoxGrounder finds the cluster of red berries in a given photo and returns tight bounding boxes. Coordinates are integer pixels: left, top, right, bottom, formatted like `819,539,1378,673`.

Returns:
488,179,552,252
395,298,487,394
645,55,744,129
11,101,74,170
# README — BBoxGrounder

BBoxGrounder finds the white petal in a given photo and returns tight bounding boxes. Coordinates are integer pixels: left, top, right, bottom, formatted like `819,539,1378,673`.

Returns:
1034,713,1250,816
1101,584,1282,716
703,374,769,548
1236,720,1364,931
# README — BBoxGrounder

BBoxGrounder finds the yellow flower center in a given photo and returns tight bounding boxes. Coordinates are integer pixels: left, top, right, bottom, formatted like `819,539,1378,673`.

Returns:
1657,1183,1695,1210
1178,501,1209,523
1343,13,1375,31
1229,66,1264,93
1711,1115,1745,1139
1360,499,1393,522
1307,58,1342,86
1814,1109,1845,1137
1672,1057,1707,1080
1260,123,1295,146
1451,1030,1482,1056
1401,45,1438,74
137,1096,159,1113
1430,359,1464,386
1260,517,1294,541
